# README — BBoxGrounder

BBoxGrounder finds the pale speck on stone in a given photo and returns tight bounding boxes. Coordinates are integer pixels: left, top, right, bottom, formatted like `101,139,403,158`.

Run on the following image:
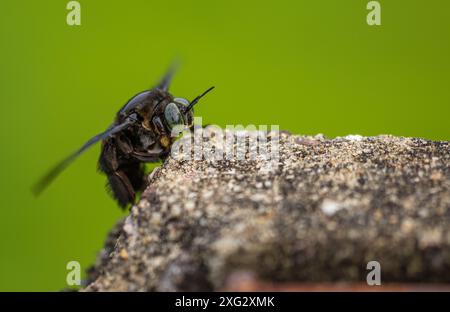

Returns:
419,229,443,249
401,218,416,234
185,200,196,211
321,199,344,216
138,199,150,210
171,204,182,217
150,212,162,226
123,219,135,236
348,135,363,141
119,249,129,260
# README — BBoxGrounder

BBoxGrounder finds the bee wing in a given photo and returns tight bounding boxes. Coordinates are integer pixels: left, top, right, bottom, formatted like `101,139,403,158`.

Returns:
32,114,138,196
156,61,178,91
118,63,179,117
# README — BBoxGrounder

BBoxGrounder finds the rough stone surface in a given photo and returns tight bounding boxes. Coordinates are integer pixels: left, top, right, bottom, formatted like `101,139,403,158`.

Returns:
84,132,450,291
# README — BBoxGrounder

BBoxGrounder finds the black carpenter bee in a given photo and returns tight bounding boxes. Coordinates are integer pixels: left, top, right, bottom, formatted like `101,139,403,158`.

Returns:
33,67,214,208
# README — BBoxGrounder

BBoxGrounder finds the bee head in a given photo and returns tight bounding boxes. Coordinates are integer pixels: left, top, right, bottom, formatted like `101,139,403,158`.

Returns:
163,86,215,131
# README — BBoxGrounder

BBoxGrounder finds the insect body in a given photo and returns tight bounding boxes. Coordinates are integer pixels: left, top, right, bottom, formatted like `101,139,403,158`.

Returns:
34,68,214,208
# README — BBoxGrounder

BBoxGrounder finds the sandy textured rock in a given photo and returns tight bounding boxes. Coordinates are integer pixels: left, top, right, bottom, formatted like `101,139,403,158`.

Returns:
84,132,450,291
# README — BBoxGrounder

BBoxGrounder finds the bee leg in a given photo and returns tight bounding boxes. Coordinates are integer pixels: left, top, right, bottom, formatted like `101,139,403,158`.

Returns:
115,135,134,155
129,150,164,194
131,150,163,162
122,161,146,193
107,170,136,208
113,138,163,204
129,143,165,162
99,140,138,208
115,134,162,162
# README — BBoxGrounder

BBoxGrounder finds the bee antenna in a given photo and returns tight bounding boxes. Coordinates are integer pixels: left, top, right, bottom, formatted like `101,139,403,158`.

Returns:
185,86,215,112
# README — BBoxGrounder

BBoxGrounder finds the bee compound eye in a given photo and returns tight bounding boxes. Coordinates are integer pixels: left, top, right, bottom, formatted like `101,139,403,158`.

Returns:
164,102,184,128
173,98,190,107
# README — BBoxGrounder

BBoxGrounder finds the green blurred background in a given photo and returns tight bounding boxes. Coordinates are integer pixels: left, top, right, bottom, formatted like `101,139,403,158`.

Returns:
0,0,449,291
